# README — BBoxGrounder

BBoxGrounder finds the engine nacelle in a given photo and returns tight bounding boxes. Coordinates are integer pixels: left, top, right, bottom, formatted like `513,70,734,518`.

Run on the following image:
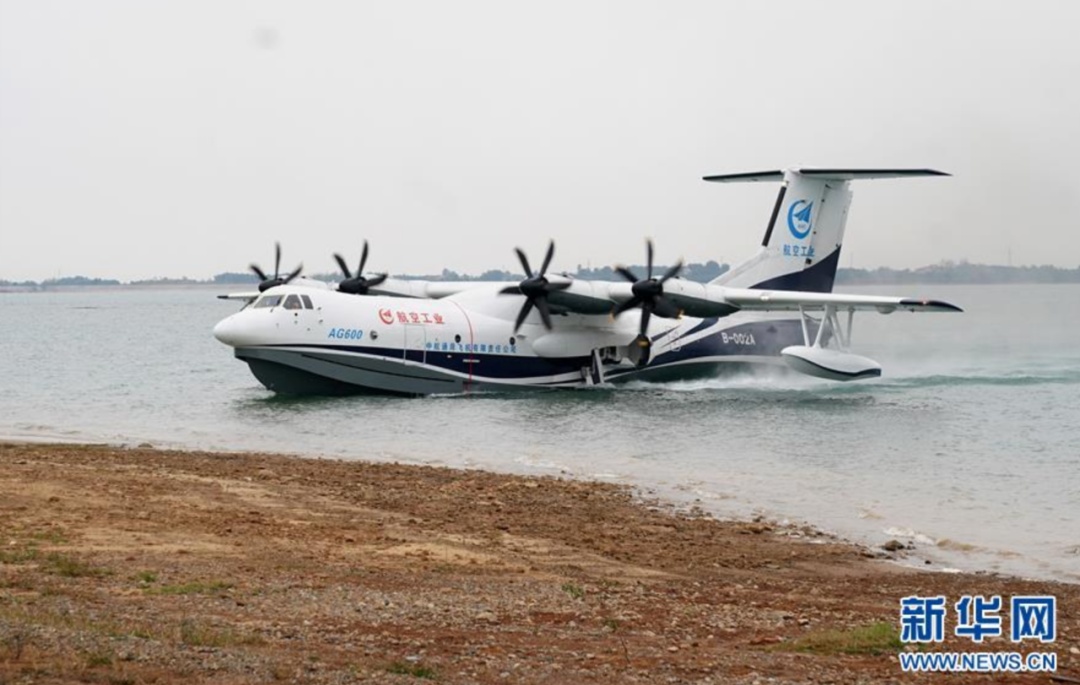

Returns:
781,345,881,382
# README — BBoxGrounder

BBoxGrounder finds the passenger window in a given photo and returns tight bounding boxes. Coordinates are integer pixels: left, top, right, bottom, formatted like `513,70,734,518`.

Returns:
254,295,283,309
283,295,303,310
301,295,314,309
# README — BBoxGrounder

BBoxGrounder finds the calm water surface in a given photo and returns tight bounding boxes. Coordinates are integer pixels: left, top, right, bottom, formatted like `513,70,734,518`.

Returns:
1,284,1077,581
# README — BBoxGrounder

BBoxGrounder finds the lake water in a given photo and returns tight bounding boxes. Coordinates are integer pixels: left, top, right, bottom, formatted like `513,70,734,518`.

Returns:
1,284,1077,582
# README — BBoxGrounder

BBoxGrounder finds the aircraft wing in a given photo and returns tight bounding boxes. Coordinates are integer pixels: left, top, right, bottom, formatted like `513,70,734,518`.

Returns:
368,280,501,299
719,288,963,313
216,292,260,302
544,278,962,317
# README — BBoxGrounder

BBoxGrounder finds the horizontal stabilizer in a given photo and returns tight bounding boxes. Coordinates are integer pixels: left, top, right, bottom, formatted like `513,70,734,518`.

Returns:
701,170,785,183
703,168,949,183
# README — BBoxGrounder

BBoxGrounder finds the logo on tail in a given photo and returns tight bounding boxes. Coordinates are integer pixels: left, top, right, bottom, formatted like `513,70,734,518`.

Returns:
788,200,813,239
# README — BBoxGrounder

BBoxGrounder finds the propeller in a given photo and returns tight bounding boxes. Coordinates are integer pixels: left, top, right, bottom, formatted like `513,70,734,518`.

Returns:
611,239,684,355
499,240,571,332
250,242,303,292
333,240,388,295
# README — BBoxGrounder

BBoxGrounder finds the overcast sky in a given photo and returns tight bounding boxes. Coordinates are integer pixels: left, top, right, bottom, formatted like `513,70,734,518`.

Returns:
1,1,1078,281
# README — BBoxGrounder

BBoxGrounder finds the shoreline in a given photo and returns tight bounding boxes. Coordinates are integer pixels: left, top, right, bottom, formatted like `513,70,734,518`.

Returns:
1,441,1077,683
2,432,1067,585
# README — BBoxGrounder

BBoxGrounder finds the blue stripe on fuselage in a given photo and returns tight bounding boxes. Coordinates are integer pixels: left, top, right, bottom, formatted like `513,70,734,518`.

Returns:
264,343,591,379
263,317,813,383
650,318,808,367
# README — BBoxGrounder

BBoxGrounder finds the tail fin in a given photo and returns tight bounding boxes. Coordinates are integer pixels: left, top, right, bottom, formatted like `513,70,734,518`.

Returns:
706,168,948,293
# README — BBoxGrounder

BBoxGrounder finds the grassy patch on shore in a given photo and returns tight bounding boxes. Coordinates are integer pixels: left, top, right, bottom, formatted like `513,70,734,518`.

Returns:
42,552,108,578
1,544,107,578
2,626,31,661
146,580,233,595
133,570,158,584
775,622,903,656
0,602,133,638
0,546,40,564
0,529,70,567
29,528,69,545
84,650,114,668
179,619,263,648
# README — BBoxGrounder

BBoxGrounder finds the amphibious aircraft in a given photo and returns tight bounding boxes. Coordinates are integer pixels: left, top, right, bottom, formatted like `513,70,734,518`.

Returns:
213,167,961,395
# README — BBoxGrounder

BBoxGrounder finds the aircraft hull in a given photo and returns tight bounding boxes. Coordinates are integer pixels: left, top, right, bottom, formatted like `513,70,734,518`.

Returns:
231,317,812,396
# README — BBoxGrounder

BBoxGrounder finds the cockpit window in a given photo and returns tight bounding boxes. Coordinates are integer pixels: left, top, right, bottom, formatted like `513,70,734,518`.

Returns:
253,295,283,309
283,295,303,310
301,295,314,310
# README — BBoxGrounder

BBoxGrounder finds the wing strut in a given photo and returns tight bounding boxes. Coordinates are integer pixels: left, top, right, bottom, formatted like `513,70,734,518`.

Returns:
798,304,857,351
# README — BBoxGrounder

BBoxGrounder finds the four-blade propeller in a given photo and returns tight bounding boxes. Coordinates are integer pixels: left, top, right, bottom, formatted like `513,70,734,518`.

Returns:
333,240,388,295
499,240,571,332
250,242,303,292
611,239,684,341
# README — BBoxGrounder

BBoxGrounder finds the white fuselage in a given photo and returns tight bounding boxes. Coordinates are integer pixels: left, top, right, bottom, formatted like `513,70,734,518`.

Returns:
213,283,801,395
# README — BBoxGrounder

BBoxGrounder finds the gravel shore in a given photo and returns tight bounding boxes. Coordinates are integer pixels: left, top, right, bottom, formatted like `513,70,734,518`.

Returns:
0,441,1076,683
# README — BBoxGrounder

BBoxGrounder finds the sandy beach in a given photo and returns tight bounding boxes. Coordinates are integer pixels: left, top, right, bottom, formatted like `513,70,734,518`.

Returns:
0,441,1076,684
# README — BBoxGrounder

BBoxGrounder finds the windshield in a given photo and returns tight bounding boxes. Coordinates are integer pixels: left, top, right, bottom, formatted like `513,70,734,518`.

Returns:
253,295,282,309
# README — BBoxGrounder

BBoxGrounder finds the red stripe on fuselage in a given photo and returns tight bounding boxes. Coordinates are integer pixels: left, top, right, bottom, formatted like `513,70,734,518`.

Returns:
446,300,476,392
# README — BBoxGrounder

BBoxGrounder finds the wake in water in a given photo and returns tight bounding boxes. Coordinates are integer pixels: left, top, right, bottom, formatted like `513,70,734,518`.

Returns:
621,356,1080,393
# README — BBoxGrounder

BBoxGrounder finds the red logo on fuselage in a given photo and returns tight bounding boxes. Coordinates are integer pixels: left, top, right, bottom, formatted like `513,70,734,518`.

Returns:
378,308,394,324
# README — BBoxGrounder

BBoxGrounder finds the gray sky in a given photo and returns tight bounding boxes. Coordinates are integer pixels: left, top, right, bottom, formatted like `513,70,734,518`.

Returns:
2,0,1078,282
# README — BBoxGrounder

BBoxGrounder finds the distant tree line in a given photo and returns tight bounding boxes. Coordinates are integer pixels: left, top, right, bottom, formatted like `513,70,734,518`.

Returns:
212,263,731,284
4,260,1080,289
572,260,730,283
128,276,202,286
0,275,122,288
835,261,1080,285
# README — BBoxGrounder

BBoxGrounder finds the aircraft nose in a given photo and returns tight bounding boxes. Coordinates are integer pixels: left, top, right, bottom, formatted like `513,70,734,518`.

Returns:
213,315,239,346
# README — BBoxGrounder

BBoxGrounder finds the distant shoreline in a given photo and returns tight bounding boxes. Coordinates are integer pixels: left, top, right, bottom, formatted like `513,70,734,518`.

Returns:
5,259,1080,291
0,283,230,294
